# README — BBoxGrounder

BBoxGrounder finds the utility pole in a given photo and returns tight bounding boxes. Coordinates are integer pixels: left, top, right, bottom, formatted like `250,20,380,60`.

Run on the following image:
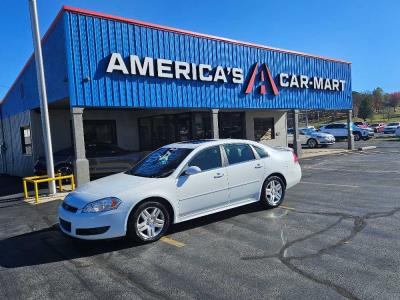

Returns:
28,0,56,194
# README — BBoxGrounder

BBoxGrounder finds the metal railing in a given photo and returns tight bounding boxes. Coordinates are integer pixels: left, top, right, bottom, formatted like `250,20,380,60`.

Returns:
23,173,75,204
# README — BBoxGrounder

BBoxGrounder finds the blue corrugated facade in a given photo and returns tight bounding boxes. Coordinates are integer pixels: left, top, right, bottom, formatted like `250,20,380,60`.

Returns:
64,10,352,111
0,18,69,118
1,7,352,119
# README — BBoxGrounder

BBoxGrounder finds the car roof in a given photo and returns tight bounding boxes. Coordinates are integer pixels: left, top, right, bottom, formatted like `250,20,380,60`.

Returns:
163,139,260,149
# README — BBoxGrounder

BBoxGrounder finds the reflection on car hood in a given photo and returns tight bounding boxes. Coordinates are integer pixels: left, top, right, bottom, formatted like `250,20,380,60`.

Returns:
64,172,155,208
309,132,334,138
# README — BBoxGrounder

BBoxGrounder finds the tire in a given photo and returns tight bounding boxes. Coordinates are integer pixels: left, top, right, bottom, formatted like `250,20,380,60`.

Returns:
307,138,318,149
260,176,286,208
354,133,361,141
127,201,170,243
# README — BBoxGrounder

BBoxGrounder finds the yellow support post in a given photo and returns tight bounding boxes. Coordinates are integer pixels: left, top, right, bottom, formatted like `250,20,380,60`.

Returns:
71,175,75,190
58,178,62,192
23,179,28,199
34,182,39,204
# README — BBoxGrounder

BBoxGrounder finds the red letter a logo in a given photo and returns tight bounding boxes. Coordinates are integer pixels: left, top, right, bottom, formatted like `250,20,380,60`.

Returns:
244,63,279,96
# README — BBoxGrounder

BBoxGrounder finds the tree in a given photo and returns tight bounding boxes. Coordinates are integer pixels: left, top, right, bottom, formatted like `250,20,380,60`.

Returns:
352,91,363,117
358,96,374,120
388,92,400,112
372,87,384,112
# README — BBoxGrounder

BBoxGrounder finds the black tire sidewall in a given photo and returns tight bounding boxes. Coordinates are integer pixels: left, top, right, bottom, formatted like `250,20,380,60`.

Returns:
127,201,170,243
354,133,361,141
260,176,286,208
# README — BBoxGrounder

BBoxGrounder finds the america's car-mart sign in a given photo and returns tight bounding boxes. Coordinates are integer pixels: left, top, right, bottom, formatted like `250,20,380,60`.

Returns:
106,53,346,95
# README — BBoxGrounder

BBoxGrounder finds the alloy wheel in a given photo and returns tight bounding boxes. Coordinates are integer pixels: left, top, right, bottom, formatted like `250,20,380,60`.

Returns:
308,139,317,148
265,180,283,206
136,207,165,240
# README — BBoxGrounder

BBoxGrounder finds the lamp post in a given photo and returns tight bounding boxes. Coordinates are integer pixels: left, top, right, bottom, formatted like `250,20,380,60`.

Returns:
28,0,56,194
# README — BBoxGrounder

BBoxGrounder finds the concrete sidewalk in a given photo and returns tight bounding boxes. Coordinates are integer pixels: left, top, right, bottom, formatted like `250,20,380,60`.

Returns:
300,148,350,158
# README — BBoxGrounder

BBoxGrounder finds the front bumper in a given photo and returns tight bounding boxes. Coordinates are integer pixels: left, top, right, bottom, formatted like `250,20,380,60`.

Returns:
317,139,335,145
58,204,128,240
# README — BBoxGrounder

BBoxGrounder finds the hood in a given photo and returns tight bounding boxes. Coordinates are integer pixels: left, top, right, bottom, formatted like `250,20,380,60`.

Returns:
64,172,155,208
311,132,333,138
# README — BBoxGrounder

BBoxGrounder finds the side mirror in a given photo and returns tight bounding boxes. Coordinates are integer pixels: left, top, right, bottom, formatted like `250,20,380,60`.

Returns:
184,166,202,176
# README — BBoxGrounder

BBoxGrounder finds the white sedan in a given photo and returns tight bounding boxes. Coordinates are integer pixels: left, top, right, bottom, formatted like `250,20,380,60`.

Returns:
58,139,302,242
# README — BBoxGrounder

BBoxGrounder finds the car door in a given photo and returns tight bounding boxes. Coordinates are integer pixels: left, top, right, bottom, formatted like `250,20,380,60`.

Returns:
223,143,264,205
176,146,229,218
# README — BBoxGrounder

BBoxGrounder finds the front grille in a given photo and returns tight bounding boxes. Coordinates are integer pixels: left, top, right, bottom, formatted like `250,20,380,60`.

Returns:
59,218,71,232
62,202,78,213
76,226,110,236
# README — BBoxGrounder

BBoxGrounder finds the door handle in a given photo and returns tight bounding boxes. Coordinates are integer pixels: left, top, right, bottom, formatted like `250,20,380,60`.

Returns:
214,173,224,178
254,164,263,169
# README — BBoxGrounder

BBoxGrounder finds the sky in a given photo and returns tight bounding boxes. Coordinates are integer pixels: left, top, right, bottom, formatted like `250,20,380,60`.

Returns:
0,0,399,99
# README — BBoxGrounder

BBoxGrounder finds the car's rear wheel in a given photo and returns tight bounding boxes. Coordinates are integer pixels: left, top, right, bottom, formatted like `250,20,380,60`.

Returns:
260,176,286,208
307,138,318,149
127,201,170,243
354,133,361,141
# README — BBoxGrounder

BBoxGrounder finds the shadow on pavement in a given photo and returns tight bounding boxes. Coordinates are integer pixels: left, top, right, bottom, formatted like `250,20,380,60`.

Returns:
0,202,266,269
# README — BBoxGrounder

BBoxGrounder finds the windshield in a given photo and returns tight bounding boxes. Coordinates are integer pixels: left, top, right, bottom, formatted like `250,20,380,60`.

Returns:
126,147,192,178
301,128,316,135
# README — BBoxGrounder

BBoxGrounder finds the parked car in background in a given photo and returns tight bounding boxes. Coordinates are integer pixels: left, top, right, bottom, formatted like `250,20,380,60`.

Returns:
369,122,385,133
395,126,400,138
288,127,335,148
34,143,143,177
58,139,302,241
383,122,400,134
354,121,369,128
319,123,373,141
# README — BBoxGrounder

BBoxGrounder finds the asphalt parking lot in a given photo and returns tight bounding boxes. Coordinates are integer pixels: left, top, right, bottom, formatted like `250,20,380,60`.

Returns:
0,139,399,300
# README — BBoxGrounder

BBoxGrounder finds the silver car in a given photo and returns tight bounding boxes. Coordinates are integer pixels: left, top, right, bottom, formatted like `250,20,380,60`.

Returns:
34,143,143,177
288,127,335,148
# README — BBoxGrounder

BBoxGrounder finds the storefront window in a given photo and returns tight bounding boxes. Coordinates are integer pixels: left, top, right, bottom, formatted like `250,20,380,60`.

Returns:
219,112,245,139
254,118,275,141
84,120,117,144
138,112,212,151
192,112,211,139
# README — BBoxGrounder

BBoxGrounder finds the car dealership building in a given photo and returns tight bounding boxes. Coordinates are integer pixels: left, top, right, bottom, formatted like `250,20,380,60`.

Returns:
0,6,352,186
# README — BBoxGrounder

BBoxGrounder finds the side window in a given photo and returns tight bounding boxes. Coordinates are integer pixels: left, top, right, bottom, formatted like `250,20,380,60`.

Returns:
325,125,334,129
223,144,255,165
20,126,32,155
252,145,268,158
189,146,222,172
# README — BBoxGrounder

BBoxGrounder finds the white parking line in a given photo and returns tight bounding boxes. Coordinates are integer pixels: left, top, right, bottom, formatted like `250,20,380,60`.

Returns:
301,181,359,188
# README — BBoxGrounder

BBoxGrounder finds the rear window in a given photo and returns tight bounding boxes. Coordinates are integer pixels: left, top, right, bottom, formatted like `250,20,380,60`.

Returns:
252,146,268,158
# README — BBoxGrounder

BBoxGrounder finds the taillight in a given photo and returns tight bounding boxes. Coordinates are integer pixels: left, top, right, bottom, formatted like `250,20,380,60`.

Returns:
293,152,299,163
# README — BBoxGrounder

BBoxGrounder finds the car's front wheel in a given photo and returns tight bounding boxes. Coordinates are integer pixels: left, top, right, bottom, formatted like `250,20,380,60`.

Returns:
354,133,361,141
260,176,286,208
127,201,170,243
307,138,318,149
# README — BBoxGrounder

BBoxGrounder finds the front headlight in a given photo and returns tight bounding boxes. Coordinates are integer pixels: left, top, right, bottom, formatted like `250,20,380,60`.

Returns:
82,197,121,213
